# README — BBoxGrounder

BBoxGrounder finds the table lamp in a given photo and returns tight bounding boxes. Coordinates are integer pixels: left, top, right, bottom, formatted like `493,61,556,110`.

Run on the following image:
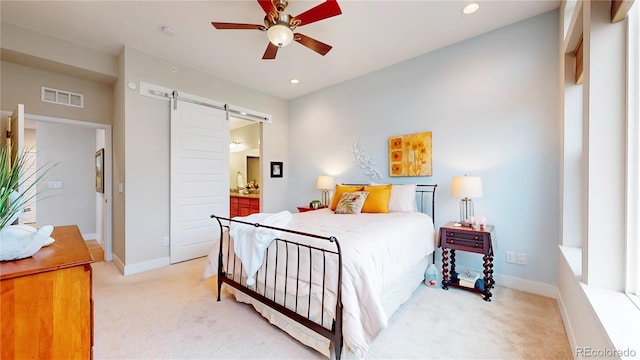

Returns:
316,176,335,207
450,175,483,223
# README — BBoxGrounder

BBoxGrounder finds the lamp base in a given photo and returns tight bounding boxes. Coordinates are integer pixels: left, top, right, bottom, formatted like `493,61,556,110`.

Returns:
321,190,331,207
459,198,474,223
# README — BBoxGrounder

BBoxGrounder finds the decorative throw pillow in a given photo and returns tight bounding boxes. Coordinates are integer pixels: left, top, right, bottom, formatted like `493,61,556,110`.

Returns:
370,182,418,212
334,191,369,214
330,184,365,211
362,184,392,213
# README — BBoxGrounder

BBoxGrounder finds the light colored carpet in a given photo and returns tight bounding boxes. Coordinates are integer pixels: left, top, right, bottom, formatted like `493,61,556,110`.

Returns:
93,257,572,359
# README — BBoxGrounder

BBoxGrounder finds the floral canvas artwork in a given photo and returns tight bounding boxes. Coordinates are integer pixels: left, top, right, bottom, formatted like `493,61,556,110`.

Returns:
389,132,432,176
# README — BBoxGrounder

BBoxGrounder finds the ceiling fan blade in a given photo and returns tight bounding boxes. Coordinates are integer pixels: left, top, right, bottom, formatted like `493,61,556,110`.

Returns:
293,0,342,26
211,22,264,30
294,33,332,56
257,0,277,15
262,42,279,60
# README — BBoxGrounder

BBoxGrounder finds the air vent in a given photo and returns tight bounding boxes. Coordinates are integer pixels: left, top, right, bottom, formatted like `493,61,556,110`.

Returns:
41,87,84,108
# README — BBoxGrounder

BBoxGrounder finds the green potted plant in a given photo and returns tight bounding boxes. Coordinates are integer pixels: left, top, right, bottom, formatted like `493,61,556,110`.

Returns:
0,144,56,261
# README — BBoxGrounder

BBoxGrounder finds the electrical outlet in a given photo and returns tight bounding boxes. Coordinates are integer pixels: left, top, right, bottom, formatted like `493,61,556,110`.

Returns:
163,236,169,247
506,251,516,264
516,253,526,265
48,181,63,189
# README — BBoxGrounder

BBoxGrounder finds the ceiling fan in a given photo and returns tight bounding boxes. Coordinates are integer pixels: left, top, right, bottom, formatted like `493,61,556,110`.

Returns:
212,0,342,60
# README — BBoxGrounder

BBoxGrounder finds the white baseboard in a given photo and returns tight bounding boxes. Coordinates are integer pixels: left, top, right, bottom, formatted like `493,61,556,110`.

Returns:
434,260,558,298
122,256,171,276
82,232,98,241
111,254,125,274
556,288,578,357
493,273,558,298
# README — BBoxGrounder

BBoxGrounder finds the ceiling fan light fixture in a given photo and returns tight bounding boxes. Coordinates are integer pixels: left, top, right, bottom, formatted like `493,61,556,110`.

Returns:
267,24,294,47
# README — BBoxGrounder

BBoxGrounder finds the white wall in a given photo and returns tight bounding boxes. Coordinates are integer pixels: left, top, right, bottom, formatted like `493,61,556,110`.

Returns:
289,11,559,288
25,128,36,147
36,121,96,235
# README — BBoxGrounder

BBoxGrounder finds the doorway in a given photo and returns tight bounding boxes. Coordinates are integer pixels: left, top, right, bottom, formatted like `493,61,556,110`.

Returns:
2,110,114,261
229,118,261,195
247,156,260,185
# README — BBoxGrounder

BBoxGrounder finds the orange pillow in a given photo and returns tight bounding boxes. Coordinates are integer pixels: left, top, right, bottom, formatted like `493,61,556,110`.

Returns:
330,185,364,211
361,184,392,213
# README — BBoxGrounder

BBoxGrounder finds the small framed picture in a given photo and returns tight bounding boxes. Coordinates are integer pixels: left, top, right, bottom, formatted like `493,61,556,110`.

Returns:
270,161,283,178
95,148,104,193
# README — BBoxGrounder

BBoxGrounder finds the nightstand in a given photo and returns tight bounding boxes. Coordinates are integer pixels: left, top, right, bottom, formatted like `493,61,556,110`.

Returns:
438,221,496,301
297,206,327,212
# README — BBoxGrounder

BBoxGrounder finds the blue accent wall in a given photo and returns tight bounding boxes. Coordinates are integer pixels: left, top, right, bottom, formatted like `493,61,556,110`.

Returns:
288,11,559,287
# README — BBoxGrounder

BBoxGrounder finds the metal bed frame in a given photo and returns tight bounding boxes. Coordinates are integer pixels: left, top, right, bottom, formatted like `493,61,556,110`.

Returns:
210,184,437,358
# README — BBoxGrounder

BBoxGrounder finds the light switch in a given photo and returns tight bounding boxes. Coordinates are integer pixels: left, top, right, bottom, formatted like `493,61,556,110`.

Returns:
118,182,124,193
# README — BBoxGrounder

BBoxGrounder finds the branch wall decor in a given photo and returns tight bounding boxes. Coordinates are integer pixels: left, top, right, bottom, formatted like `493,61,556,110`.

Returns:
350,141,382,180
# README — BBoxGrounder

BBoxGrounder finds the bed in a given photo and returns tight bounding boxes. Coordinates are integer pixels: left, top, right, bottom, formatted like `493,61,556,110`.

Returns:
202,184,437,359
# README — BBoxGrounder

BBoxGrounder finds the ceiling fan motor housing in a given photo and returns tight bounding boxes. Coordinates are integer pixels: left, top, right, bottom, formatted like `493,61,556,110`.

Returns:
273,0,288,12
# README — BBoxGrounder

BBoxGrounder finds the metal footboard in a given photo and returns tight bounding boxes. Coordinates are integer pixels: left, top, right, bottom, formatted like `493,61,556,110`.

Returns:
210,215,344,359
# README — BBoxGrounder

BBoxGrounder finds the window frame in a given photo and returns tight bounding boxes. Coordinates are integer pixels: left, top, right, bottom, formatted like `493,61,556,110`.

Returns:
626,1,640,307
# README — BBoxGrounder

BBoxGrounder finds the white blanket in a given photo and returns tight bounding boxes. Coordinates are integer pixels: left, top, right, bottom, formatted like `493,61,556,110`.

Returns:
229,211,292,286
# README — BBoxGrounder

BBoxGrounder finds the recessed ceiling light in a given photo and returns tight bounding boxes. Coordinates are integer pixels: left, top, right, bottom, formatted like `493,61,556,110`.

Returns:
290,79,300,84
463,3,480,15
162,26,176,36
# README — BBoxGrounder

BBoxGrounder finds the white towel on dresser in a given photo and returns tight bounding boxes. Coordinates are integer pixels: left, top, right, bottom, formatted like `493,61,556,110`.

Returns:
230,211,292,286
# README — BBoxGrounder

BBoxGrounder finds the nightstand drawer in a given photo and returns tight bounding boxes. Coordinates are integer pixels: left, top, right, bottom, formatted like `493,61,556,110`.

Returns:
439,226,493,255
444,236,484,250
445,231,483,241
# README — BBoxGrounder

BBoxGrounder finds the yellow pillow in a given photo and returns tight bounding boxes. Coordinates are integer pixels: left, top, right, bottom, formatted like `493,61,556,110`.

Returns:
361,184,392,213
330,185,364,211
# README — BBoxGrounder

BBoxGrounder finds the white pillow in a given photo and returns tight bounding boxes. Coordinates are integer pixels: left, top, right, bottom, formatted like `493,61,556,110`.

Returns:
369,182,417,212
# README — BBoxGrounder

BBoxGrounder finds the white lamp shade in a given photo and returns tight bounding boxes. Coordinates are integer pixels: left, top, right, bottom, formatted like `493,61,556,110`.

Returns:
316,175,335,190
450,176,483,198
267,24,294,47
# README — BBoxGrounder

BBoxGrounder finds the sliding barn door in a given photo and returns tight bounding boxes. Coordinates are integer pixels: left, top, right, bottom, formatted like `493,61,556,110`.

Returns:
170,100,229,264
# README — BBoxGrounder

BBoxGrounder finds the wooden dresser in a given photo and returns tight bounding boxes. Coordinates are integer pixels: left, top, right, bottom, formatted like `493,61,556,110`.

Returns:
1,225,94,359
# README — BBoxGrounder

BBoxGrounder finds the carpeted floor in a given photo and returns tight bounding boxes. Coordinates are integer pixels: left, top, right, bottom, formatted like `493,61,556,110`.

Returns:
92,257,572,359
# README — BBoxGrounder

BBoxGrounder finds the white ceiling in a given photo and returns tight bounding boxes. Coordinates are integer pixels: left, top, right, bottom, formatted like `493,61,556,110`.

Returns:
0,0,559,100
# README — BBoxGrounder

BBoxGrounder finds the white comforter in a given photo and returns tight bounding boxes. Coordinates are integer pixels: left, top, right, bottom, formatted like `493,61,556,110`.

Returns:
202,209,435,358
